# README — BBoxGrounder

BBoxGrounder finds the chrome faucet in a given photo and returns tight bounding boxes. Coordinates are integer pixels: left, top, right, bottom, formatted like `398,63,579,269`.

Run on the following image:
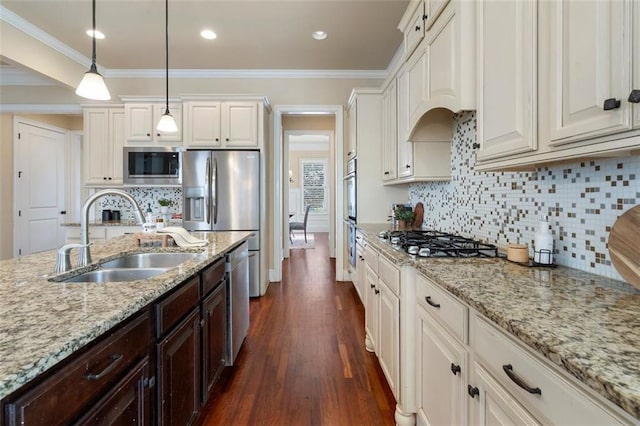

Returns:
76,189,146,267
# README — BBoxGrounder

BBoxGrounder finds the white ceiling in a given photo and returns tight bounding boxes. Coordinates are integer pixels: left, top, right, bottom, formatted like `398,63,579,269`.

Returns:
1,0,408,73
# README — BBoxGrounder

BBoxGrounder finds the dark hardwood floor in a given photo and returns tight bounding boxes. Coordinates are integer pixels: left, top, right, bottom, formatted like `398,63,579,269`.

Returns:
200,233,396,425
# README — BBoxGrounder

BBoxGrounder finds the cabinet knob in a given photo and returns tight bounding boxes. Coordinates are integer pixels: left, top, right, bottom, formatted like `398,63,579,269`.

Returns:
157,133,161,137
374,289,380,295
215,138,219,142
628,90,640,103
468,385,479,398
146,133,151,137
603,98,621,110
60,210,67,215
108,177,112,180
226,138,230,142
103,177,107,180
370,284,375,289
347,151,352,156
384,171,390,175
450,363,461,375
415,25,421,32
405,164,411,169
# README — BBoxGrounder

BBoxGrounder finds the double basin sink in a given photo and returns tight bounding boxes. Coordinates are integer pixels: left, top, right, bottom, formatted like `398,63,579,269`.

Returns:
55,252,200,283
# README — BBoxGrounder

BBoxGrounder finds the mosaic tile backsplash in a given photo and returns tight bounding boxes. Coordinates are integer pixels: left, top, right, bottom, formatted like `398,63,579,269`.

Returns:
97,187,183,220
408,111,639,281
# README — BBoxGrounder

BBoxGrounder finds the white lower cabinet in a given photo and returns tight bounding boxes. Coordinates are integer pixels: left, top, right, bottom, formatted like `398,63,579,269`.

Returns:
363,247,401,401
470,313,627,425
416,304,468,426
470,362,540,426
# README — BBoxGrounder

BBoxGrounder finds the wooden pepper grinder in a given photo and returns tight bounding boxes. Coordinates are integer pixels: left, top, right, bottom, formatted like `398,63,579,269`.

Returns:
412,202,424,229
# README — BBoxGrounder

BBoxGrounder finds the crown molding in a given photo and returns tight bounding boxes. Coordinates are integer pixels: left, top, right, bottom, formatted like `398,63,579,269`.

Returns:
0,5,99,72
0,66,55,86
0,104,83,114
106,68,388,80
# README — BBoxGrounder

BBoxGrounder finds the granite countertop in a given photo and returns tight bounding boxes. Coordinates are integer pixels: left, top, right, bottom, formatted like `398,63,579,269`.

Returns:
357,223,640,420
0,231,251,400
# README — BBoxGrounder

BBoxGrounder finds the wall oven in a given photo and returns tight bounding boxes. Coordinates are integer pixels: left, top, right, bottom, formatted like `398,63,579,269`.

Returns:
345,158,357,267
345,158,356,221
124,147,181,186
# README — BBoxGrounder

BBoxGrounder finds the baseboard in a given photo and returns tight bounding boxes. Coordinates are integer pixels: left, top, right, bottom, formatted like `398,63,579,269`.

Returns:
269,269,281,282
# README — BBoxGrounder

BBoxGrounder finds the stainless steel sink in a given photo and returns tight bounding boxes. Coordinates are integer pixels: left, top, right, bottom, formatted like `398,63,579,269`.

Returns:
100,252,199,269
60,267,170,283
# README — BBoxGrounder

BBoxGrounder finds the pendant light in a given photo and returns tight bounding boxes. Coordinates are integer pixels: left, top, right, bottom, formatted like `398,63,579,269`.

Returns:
157,0,178,133
76,0,111,100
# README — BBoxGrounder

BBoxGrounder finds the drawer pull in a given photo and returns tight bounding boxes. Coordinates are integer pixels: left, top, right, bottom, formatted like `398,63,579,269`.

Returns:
502,364,541,395
370,284,376,289
85,354,123,380
450,363,461,375
425,296,441,308
468,385,479,398
374,289,380,295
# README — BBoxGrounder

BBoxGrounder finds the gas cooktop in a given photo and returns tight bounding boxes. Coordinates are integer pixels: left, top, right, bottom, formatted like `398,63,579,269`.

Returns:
378,230,499,258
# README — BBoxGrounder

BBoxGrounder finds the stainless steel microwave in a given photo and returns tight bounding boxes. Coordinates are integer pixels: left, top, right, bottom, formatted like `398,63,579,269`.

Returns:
123,147,182,186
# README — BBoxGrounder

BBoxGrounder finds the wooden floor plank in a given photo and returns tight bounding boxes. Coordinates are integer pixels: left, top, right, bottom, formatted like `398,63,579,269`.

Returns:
200,233,396,425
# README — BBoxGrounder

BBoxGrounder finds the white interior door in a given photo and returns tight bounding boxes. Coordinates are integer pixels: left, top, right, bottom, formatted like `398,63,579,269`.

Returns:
14,121,66,256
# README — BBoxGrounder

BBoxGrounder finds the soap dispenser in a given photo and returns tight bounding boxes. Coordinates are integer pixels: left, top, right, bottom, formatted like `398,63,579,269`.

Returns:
534,216,554,265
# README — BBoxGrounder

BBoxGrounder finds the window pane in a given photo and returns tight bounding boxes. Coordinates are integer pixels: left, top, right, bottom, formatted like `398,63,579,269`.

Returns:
301,159,327,214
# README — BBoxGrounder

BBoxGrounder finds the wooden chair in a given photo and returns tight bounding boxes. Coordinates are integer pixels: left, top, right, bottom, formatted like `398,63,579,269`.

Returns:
289,206,311,243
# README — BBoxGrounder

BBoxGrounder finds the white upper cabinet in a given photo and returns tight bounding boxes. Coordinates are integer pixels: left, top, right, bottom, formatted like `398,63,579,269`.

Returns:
184,101,259,148
346,95,357,160
124,103,182,145
83,107,124,186
381,80,398,181
542,0,632,145
396,67,414,178
424,0,450,30
183,102,222,146
476,0,537,162
402,2,425,58
402,0,475,139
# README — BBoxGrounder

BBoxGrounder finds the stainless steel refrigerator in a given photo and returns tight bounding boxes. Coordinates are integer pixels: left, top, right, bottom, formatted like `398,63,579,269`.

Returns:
182,150,260,297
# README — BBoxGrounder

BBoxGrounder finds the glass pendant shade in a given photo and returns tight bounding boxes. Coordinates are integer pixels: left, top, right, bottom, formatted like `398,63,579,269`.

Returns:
157,111,178,133
76,64,111,100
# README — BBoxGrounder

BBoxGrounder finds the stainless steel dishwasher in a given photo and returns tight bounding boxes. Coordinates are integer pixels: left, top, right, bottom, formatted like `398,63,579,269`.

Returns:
225,240,249,365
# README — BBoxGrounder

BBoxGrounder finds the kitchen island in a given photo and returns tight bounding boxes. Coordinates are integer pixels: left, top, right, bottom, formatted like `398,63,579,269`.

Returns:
357,223,640,423
0,231,250,404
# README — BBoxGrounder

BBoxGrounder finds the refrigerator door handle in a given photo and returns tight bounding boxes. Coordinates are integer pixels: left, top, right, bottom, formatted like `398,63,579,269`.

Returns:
205,156,211,225
213,157,218,224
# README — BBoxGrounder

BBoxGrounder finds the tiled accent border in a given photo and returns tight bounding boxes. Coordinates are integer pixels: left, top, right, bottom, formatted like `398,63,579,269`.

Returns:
409,111,639,281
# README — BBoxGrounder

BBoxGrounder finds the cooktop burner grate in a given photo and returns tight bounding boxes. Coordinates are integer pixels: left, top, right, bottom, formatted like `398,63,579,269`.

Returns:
380,230,499,258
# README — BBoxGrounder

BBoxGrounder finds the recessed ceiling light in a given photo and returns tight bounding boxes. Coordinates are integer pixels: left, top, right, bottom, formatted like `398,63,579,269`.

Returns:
312,30,327,40
200,29,217,40
86,29,105,39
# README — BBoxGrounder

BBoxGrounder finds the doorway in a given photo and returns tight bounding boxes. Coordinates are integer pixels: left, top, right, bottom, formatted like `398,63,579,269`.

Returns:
271,106,345,283
284,129,333,257
13,118,67,256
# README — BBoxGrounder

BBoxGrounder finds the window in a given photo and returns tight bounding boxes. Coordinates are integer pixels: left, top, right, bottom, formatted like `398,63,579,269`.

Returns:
301,159,328,214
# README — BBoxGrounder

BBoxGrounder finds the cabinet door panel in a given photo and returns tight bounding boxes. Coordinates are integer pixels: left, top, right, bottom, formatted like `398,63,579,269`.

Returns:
477,0,537,161
396,68,413,177
417,307,467,426
201,282,227,404
546,0,631,145
125,104,153,142
377,281,399,399
471,363,540,426
424,0,451,30
222,102,258,147
75,358,152,426
110,110,125,183
407,47,427,129
347,100,357,159
364,265,378,352
157,309,200,426
186,102,222,147
426,10,457,102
